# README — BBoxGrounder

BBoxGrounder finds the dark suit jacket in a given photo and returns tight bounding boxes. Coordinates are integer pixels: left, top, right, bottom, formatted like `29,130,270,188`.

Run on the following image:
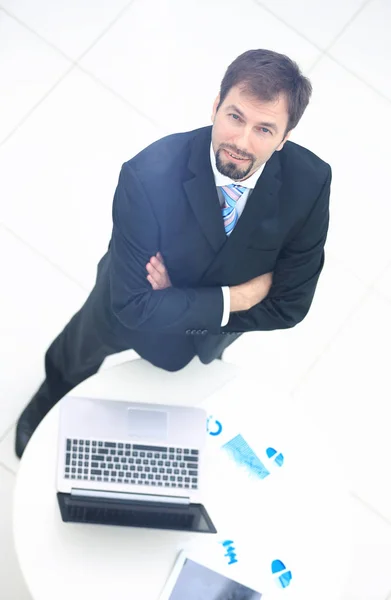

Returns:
94,125,331,370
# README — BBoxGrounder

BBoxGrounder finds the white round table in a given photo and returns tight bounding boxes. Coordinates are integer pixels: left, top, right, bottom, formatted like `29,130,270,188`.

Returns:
13,357,352,600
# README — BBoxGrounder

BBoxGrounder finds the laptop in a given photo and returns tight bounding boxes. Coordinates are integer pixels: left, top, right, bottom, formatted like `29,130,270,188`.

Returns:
56,395,217,534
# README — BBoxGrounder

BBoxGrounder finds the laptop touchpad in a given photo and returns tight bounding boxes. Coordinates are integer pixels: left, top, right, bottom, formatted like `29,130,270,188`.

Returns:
127,408,168,440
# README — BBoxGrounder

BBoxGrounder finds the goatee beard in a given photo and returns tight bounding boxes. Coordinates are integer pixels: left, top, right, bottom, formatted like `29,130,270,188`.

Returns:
215,148,254,181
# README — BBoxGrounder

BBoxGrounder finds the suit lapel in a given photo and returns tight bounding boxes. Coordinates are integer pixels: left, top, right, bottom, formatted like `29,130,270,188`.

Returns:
183,127,226,253
226,149,282,247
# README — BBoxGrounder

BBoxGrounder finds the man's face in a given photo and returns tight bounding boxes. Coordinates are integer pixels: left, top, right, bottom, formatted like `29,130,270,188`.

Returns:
211,85,291,181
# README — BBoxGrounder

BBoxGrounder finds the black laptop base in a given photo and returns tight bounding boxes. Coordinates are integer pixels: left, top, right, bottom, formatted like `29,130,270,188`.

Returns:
57,492,217,533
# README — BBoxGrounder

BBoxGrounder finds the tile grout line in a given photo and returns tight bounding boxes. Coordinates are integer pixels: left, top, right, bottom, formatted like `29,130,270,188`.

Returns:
75,64,164,131
291,253,391,396
0,0,162,150
252,0,391,106
350,490,391,529
0,422,14,445
69,0,164,130
252,0,325,54
286,252,378,395
72,0,136,64
0,63,77,150
322,52,391,105
325,250,369,288
0,60,162,152
72,0,163,130
310,0,375,75
0,6,76,63
291,284,374,396
326,250,391,298
369,258,391,291
0,223,90,292
307,0,391,106
0,461,16,476
321,0,374,53
1,0,136,65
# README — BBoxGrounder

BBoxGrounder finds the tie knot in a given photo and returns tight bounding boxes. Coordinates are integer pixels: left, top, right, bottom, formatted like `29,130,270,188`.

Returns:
220,184,247,203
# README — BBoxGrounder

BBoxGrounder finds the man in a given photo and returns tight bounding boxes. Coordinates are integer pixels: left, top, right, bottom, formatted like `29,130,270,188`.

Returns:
15,49,331,458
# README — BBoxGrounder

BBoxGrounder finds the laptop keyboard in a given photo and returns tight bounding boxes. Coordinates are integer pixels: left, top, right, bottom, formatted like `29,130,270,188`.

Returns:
64,439,199,490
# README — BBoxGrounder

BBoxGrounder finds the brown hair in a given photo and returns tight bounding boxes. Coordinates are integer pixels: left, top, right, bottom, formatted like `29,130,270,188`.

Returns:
217,49,312,137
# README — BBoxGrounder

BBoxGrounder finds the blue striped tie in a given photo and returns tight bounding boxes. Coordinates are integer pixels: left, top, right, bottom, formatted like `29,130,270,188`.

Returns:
220,184,247,236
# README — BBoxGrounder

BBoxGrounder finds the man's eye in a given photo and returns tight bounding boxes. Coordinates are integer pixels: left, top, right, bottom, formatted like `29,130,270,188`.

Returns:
259,127,271,134
230,114,241,121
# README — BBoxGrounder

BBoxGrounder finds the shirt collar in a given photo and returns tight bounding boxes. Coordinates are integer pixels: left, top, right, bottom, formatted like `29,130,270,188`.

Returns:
210,142,266,189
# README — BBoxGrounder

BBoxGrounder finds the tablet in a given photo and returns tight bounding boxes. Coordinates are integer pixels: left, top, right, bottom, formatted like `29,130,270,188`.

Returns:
159,550,262,599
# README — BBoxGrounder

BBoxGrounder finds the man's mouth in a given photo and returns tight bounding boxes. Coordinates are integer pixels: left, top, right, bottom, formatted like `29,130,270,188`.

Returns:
223,149,250,162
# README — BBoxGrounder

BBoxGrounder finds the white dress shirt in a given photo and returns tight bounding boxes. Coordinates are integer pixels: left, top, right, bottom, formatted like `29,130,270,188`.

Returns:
209,143,266,326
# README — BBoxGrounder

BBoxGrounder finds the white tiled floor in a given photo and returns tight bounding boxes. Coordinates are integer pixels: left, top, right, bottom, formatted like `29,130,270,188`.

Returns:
79,0,320,133
329,0,391,100
1,0,391,598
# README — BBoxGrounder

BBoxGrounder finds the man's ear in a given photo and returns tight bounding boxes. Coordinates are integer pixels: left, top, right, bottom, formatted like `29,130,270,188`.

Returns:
276,130,292,151
211,94,220,122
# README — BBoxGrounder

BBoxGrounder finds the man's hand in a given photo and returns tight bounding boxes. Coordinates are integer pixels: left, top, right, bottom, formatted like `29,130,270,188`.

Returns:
146,252,172,290
229,272,273,312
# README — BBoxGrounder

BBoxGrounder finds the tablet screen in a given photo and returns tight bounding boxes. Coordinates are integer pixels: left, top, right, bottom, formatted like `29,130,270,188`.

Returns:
166,557,261,599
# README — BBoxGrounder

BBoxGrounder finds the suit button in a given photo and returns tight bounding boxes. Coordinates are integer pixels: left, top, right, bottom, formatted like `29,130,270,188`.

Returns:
201,330,207,336
185,329,191,335
191,329,197,335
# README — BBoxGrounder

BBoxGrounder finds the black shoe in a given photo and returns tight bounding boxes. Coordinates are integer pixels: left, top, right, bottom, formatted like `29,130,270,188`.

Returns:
15,386,53,459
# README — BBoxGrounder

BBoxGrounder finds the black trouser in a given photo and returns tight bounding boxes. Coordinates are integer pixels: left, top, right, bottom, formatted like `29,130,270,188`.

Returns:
30,305,127,416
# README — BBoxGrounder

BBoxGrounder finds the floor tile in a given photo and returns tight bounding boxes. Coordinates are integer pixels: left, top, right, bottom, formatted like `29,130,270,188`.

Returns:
0,225,87,437
223,255,367,393
290,54,391,284
0,425,20,475
256,0,367,49
292,289,391,522
329,0,391,101
1,0,132,60
80,0,321,134
342,493,391,600
0,66,160,290
373,261,391,302
0,10,71,144
0,466,32,600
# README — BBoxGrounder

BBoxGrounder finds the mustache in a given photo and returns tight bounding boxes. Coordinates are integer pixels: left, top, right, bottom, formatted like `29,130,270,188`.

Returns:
220,145,254,161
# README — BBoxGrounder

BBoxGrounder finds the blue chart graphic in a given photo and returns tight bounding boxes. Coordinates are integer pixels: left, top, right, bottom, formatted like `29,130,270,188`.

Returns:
271,560,293,589
207,416,223,437
220,540,238,565
222,434,270,480
266,447,284,467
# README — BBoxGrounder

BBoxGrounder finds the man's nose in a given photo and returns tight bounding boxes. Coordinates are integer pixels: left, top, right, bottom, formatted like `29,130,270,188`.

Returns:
232,128,252,156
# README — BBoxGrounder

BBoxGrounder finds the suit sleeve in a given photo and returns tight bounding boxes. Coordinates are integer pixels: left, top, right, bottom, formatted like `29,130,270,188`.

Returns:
109,162,224,333
222,166,331,333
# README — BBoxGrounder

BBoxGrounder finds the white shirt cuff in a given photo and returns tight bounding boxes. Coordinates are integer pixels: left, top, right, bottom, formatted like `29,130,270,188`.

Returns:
221,286,230,327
